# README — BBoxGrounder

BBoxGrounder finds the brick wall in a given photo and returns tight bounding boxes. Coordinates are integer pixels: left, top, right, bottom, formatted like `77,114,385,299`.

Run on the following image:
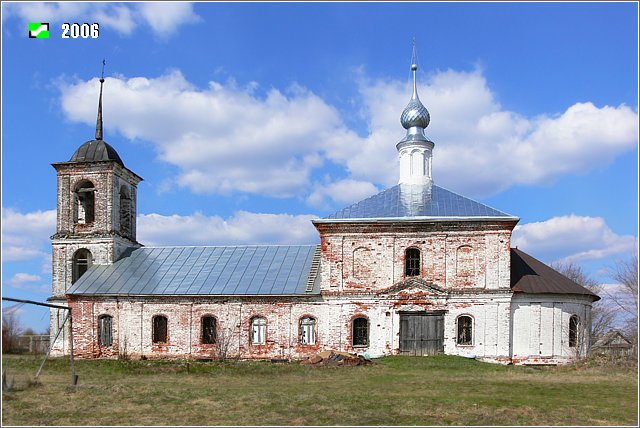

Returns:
67,291,518,362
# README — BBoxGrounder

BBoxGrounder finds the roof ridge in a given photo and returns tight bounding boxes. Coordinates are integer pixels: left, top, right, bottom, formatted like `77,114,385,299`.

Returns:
430,184,513,217
135,243,318,249
322,182,518,221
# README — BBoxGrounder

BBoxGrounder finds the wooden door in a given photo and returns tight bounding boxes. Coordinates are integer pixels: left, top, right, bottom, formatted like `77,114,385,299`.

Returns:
399,313,444,356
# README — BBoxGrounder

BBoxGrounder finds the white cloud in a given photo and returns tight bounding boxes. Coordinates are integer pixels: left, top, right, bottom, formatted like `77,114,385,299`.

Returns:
137,3,200,38
59,72,360,198
308,179,379,209
512,215,638,263
354,69,639,198
7,273,42,285
1,208,56,263
137,211,319,247
5,273,49,294
58,68,637,208
3,2,199,38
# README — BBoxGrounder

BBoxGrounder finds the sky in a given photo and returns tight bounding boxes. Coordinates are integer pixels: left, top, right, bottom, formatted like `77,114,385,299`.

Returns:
1,1,638,333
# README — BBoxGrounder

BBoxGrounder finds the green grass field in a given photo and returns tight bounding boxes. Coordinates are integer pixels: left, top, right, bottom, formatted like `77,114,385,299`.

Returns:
2,354,637,426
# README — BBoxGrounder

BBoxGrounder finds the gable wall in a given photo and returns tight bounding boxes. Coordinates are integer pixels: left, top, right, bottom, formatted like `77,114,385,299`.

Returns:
316,221,514,294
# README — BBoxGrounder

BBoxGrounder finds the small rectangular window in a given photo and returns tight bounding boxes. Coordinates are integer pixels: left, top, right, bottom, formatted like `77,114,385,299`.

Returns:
300,317,316,345
99,315,112,347
352,317,369,347
405,248,421,277
251,317,266,345
202,316,217,344
153,316,168,343
457,316,473,345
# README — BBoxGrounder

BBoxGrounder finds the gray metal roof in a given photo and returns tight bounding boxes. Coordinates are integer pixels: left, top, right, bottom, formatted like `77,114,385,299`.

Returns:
67,245,321,296
69,139,124,166
318,183,517,222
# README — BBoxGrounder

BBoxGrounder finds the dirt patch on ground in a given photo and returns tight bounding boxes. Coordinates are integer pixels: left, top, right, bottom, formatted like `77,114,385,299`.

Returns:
300,350,373,366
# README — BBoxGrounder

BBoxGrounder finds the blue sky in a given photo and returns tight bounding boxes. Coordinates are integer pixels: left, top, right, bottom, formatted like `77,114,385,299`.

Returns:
2,2,638,332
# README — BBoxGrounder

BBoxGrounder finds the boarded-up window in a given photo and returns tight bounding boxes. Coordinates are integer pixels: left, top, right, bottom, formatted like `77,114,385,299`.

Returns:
300,317,316,345
251,317,266,345
353,247,371,279
405,248,420,277
72,249,92,284
569,315,579,348
352,317,369,347
98,315,113,347
202,316,217,344
456,245,474,277
153,316,168,344
456,316,473,345
75,181,95,224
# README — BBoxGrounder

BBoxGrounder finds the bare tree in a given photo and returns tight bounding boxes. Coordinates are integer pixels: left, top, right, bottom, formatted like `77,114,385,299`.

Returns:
551,261,615,348
2,311,23,354
212,317,240,361
607,253,638,342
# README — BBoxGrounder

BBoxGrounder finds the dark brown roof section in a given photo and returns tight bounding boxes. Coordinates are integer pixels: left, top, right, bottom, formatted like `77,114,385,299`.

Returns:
510,248,600,301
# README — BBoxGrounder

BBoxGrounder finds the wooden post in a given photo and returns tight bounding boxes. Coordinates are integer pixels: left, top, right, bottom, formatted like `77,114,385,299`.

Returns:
35,311,69,379
69,309,78,386
2,297,78,386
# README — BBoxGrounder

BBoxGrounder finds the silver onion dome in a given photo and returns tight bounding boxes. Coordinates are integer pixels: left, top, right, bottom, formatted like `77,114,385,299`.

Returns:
400,63,430,130
401,97,430,129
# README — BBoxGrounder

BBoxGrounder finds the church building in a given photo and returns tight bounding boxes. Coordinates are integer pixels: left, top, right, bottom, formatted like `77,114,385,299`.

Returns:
48,58,598,365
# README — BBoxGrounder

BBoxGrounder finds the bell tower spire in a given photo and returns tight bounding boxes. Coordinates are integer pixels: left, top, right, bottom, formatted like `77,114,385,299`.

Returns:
95,59,105,140
397,39,435,187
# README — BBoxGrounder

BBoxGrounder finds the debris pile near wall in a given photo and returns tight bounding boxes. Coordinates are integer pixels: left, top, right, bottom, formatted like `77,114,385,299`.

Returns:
301,350,373,366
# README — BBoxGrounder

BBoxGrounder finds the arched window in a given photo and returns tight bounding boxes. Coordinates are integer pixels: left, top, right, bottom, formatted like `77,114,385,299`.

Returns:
405,248,421,277
201,316,217,344
75,180,95,224
569,315,579,348
98,315,113,347
456,315,473,345
251,316,266,345
352,317,369,347
72,249,93,284
152,315,168,344
300,316,316,345
119,185,131,237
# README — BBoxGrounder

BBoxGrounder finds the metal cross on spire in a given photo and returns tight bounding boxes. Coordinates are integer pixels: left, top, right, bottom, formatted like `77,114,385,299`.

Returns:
96,59,106,140
100,59,106,82
411,37,418,70
411,38,419,99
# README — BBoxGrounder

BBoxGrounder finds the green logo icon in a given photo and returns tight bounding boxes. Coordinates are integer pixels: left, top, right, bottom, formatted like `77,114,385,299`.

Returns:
29,22,50,38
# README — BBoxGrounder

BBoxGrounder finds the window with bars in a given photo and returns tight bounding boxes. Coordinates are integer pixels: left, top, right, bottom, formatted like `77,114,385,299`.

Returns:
201,316,217,344
251,317,266,345
405,248,421,277
300,316,316,345
456,315,473,345
98,315,113,347
352,317,369,347
152,315,168,344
